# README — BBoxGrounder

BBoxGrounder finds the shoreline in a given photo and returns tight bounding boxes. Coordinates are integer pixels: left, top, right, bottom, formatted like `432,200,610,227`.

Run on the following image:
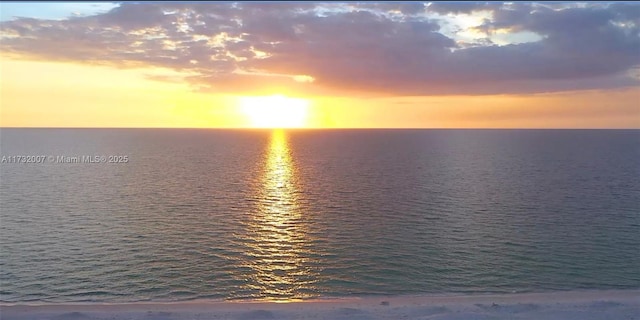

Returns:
2,289,639,319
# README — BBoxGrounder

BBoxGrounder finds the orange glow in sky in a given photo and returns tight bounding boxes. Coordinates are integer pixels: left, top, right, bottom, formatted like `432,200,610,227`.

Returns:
0,2,638,129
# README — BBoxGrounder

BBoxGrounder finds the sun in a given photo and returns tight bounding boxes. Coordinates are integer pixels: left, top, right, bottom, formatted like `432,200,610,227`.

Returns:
239,94,310,128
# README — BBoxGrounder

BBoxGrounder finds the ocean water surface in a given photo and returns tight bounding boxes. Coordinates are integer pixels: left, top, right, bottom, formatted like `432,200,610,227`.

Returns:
0,129,639,303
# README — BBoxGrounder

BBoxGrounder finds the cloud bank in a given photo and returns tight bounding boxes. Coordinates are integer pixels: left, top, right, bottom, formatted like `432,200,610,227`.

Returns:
1,2,638,96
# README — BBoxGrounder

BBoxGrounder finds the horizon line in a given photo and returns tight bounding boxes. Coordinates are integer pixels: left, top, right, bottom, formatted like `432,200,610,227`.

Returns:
1,127,639,130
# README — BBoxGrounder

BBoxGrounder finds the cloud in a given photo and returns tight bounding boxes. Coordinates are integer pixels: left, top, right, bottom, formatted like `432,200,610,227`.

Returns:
471,3,640,78
1,2,638,96
426,1,501,15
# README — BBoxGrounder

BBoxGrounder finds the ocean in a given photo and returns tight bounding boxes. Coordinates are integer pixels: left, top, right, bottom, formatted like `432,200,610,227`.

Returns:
0,128,638,303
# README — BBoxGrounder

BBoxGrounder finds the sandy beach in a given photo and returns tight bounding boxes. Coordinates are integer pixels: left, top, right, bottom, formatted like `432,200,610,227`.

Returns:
2,289,638,320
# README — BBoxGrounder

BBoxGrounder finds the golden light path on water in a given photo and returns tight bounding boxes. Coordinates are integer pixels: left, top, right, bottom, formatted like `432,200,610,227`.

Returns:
242,129,318,301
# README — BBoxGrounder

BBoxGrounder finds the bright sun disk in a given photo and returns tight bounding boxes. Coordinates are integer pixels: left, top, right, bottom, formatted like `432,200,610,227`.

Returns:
239,94,310,128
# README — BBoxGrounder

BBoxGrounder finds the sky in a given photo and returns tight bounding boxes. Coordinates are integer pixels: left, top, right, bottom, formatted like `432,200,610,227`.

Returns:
0,1,639,128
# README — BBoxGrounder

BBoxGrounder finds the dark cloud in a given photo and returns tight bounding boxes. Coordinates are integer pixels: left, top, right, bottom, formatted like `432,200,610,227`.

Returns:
93,2,169,31
1,2,638,96
474,4,640,79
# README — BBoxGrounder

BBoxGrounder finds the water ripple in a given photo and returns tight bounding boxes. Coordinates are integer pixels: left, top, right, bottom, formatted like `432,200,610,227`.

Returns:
1,129,639,303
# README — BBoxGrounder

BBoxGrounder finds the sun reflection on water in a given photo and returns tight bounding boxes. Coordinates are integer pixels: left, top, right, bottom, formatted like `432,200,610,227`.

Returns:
242,129,317,301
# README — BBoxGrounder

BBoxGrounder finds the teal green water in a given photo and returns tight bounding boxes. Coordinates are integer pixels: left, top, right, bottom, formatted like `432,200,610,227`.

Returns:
1,129,639,302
